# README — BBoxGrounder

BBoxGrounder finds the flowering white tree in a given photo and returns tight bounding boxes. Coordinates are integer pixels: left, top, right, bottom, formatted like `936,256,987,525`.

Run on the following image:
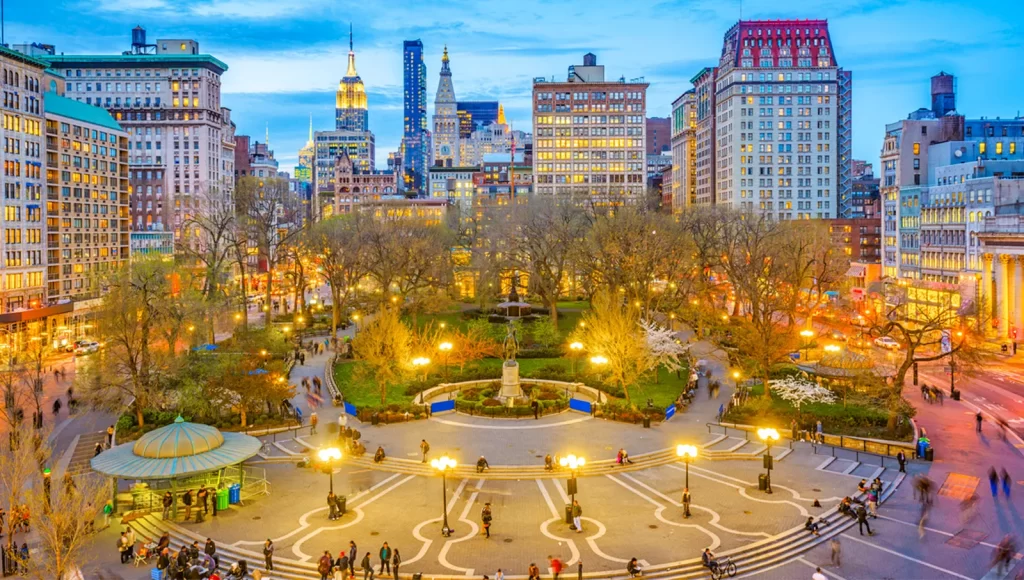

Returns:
640,319,688,380
768,377,836,415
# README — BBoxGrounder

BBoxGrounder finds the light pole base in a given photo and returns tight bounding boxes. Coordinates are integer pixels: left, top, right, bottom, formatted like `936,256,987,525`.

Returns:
441,526,453,537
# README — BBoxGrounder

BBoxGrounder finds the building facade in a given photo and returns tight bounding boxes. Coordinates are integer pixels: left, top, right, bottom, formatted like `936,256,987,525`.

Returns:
42,28,233,247
43,93,130,305
313,129,375,217
428,165,477,213
332,151,397,216
457,101,499,138
336,28,368,132
697,19,851,220
531,53,648,203
433,47,460,167
670,90,696,213
692,67,717,206
646,117,670,154
401,40,429,194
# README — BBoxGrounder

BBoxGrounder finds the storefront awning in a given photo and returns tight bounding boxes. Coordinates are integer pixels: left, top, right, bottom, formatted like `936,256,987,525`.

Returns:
0,302,73,324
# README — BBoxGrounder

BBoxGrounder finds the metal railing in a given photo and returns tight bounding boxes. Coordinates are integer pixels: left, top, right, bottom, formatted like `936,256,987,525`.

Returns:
705,423,794,450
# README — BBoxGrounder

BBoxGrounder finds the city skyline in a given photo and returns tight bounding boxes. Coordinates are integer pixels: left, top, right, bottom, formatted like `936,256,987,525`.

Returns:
8,0,1023,172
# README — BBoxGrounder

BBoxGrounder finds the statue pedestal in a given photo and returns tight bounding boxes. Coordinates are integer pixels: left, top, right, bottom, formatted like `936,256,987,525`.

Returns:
500,361,522,402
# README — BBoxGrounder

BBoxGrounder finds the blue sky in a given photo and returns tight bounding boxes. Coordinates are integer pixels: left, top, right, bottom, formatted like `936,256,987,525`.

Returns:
11,0,1023,173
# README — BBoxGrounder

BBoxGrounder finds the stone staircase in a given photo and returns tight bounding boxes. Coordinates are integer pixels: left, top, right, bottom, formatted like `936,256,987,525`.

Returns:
128,471,903,580
700,435,794,462
66,431,107,477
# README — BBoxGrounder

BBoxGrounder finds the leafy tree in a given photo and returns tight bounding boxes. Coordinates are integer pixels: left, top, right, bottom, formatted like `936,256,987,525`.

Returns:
351,307,414,405
571,290,652,404
640,318,687,382
527,316,561,348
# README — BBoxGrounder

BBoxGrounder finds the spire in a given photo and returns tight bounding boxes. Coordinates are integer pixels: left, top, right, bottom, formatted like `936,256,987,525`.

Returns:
441,45,450,73
265,122,269,148
345,24,358,78
497,103,506,125
308,113,313,145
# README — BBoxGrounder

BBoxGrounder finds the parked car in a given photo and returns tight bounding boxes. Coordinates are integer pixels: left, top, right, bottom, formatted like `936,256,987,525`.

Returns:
74,341,100,355
873,336,901,350
829,330,848,342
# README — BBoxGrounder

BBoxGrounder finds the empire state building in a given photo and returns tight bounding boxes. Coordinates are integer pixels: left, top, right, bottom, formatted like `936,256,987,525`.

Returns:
336,26,369,132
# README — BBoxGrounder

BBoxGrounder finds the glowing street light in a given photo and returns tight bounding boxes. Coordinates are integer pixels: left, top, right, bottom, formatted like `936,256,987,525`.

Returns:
430,455,458,536
757,428,780,494
824,344,841,354
317,447,342,494
799,329,814,361
676,444,698,490
569,342,584,381
439,342,453,383
559,454,586,528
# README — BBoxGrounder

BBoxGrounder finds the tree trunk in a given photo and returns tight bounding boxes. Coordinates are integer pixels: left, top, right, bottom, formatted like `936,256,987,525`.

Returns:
135,402,145,428
548,298,559,329
331,287,342,336
240,407,248,429
264,269,273,326
762,370,771,400
621,379,631,404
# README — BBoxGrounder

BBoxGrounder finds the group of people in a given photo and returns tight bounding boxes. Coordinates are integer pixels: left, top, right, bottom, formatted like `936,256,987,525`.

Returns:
150,535,232,579
920,383,945,405
0,504,30,535
303,539,402,580
162,487,216,522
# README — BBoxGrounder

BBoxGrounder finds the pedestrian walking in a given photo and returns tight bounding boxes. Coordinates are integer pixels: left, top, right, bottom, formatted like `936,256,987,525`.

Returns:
263,539,274,571
311,411,319,435
391,549,401,580
816,420,824,444
571,500,583,533
481,503,493,538
682,488,691,518
918,500,930,538
94,442,103,457
118,531,131,564
328,491,338,520
378,542,391,575
856,505,873,536
335,551,350,580
990,467,999,497
319,551,334,580
198,487,209,514
528,563,541,580
52,399,62,416
361,552,374,580
829,537,841,567
867,488,878,519
182,489,194,520
897,450,906,473
1002,468,1012,497
532,399,540,419
107,424,115,446
349,541,358,578
162,491,173,520
549,555,563,580
977,412,984,433
994,535,1017,576
420,439,430,463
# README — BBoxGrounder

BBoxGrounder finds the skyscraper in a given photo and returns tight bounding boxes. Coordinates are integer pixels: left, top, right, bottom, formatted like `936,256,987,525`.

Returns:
433,46,460,167
687,20,852,220
336,26,368,132
402,40,428,193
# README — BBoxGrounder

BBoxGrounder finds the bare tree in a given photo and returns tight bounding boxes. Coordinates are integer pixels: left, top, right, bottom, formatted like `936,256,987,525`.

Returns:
306,216,368,335
363,219,452,323
777,220,850,326
180,188,239,344
509,197,588,328
0,421,41,549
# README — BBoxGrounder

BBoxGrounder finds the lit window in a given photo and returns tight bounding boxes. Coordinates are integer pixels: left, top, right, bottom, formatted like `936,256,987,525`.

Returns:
996,142,1003,155
912,142,920,155
980,142,987,154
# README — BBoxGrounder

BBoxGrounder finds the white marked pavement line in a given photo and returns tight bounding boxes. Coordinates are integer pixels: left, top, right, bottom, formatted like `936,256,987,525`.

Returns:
273,441,299,456
294,436,315,450
437,479,482,576
701,434,728,448
875,514,1001,549
867,466,884,482
816,457,836,471
405,478,470,567
669,465,818,515
841,461,859,475
841,533,973,580
797,557,847,580
605,474,722,550
535,479,581,566
774,448,793,461
429,416,593,430
290,474,416,560
233,473,402,547
548,474,625,563
618,473,768,539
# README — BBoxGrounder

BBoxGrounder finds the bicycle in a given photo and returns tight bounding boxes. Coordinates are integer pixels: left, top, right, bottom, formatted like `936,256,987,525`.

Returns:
710,557,737,579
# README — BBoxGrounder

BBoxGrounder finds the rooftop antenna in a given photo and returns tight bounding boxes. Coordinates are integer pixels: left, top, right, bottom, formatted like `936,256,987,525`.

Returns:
265,122,269,148
349,23,353,52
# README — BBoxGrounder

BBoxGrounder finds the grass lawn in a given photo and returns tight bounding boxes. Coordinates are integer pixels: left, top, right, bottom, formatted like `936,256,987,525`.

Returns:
725,383,913,441
555,300,591,310
334,355,689,409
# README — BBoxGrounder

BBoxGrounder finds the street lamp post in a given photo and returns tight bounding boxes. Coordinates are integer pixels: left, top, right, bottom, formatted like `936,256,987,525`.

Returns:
413,357,431,403
676,444,697,490
317,447,342,494
569,342,583,381
589,356,608,403
757,428,779,494
430,455,458,536
559,454,585,529
799,329,814,361
439,342,452,383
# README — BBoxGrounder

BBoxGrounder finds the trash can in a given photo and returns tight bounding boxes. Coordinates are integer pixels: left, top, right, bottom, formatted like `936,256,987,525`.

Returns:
371,413,380,426
229,483,241,504
216,488,229,511
564,504,573,525
643,416,651,429
336,495,347,515
758,474,768,491
924,447,934,461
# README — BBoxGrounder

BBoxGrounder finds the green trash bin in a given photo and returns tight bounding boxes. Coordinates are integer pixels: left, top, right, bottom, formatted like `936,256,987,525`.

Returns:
216,488,229,511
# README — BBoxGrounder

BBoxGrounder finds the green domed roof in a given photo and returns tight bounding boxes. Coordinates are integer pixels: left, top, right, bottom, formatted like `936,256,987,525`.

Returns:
132,416,225,459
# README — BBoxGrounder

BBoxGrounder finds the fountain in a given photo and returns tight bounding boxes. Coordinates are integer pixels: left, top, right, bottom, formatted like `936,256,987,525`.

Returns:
495,273,532,319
